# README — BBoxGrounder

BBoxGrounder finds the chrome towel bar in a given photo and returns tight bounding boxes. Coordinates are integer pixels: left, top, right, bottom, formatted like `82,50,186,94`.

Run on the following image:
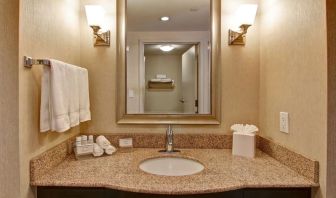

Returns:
24,56,51,68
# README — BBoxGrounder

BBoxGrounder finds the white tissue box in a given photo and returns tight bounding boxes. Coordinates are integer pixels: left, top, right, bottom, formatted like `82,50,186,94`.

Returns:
232,133,256,158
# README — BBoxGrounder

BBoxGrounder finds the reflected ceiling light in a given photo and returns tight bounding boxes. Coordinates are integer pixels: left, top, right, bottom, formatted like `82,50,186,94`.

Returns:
160,16,170,21
228,4,258,45
159,45,174,52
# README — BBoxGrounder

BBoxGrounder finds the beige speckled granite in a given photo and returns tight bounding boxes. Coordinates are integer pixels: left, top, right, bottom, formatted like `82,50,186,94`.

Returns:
30,133,320,194
30,137,74,182
87,134,232,149
258,136,319,183
30,149,317,195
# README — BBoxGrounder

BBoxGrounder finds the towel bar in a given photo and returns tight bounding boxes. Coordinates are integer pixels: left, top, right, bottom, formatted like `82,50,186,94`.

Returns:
24,56,51,68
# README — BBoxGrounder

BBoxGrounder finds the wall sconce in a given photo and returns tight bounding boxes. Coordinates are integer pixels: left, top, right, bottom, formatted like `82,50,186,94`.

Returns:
85,5,110,47
228,4,258,45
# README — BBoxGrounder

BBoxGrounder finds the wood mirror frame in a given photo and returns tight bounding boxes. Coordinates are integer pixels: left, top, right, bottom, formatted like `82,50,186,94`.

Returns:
116,0,221,125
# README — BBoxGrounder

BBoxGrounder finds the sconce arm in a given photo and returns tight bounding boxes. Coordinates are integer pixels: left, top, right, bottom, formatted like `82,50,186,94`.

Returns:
90,25,110,47
228,24,251,45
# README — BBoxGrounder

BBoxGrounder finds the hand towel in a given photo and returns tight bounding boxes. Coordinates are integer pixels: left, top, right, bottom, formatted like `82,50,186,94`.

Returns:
50,60,71,132
96,135,111,149
105,145,117,155
150,78,161,82
40,60,91,132
78,67,91,122
40,60,71,132
68,64,80,127
93,143,104,157
40,66,51,132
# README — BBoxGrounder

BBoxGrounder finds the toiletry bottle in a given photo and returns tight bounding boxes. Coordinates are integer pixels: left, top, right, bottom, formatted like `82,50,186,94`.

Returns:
88,135,94,144
81,135,88,145
75,136,81,147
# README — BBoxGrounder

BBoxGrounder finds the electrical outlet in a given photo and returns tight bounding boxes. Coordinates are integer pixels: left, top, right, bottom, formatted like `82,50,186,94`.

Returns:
280,112,289,133
119,138,133,148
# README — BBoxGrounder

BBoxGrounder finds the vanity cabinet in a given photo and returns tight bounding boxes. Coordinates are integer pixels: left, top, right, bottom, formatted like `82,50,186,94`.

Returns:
37,187,311,198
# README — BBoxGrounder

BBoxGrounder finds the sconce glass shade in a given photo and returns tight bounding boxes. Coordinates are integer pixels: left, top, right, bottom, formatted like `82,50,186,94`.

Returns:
85,5,105,27
235,4,258,26
228,4,258,45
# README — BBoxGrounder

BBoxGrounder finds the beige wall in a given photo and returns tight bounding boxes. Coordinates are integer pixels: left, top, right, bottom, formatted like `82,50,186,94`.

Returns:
9,0,330,198
80,0,260,134
145,55,183,113
0,0,20,198
19,0,81,198
259,0,327,197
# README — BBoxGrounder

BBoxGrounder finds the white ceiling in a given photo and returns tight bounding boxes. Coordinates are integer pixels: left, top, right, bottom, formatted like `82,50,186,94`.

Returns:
127,0,210,31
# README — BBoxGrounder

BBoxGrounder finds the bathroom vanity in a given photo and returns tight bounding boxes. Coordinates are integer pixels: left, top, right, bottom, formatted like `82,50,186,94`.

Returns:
31,147,317,198
37,187,311,198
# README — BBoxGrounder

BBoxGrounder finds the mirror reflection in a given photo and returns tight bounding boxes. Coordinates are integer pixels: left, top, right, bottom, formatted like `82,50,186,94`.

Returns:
126,0,211,114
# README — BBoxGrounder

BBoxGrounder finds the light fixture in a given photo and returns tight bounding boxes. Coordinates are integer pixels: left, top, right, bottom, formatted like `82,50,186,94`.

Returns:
228,4,258,45
160,16,170,21
85,5,110,47
159,45,174,52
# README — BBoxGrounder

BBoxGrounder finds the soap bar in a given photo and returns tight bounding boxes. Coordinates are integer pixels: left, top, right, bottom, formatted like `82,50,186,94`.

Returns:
232,133,256,158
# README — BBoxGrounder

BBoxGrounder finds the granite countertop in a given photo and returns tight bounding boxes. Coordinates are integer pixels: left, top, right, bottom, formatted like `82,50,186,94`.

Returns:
31,148,317,195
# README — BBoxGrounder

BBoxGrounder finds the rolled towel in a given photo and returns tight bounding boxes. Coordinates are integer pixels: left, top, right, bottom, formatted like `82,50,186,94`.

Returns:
93,143,104,157
150,79,161,82
160,78,172,82
96,135,111,149
105,145,117,155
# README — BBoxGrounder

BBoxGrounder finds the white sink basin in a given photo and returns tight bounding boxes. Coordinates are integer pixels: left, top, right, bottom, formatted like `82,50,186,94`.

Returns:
139,157,204,176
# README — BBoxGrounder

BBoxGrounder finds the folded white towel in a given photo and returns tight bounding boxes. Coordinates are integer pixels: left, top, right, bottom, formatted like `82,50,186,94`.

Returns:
40,60,71,132
93,143,104,157
40,60,91,133
78,67,91,122
96,135,111,149
40,65,52,132
150,78,161,82
160,78,172,82
68,64,80,127
105,145,117,155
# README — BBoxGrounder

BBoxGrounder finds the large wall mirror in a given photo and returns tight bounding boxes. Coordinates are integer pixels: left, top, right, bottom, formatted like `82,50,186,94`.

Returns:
117,0,221,124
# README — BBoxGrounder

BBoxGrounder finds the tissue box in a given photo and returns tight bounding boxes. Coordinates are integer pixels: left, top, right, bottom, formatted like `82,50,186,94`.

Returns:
232,133,256,158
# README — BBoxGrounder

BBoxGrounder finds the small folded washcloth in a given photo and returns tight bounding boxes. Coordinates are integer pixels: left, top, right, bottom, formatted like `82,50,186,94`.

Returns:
93,143,104,157
96,135,111,149
105,145,117,155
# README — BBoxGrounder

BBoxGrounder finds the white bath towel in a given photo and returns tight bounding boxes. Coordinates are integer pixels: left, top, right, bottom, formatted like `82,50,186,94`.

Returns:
96,135,111,149
40,60,91,133
68,64,80,127
78,67,91,122
40,60,71,132
40,65,52,132
93,143,104,157
105,145,117,155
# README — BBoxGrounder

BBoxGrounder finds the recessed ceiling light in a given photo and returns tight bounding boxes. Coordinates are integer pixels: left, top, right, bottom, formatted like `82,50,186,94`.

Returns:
160,16,170,21
159,45,174,52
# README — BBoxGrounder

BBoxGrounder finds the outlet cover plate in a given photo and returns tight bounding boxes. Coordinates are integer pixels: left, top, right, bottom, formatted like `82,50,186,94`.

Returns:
119,138,133,148
280,112,289,133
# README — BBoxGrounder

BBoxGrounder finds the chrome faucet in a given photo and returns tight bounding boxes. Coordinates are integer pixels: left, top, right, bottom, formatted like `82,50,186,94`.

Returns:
166,125,174,152
160,125,180,153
